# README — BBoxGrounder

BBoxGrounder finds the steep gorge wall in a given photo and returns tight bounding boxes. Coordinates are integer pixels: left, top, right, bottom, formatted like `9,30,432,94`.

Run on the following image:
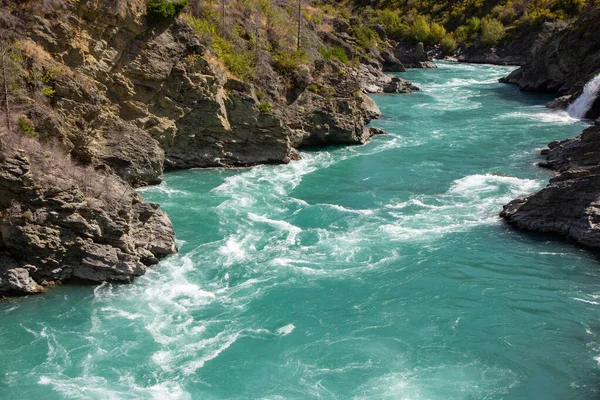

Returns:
499,9,600,250
0,0,414,295
500,10,600,95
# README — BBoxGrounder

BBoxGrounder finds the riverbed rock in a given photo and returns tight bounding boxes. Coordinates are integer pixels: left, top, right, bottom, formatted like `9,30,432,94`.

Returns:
501,124,600,249
0,152,177,296
500,14,600,95
396,42,437,69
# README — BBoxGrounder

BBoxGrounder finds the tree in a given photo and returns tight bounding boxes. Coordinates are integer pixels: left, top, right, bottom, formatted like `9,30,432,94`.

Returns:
297,0,302,51
0,41,28,150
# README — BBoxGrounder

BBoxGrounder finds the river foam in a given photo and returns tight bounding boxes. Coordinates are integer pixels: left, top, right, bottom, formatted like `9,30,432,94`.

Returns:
2,61,599,400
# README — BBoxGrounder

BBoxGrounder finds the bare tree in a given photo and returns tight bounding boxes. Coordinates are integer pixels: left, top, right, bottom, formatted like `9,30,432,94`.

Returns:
1,47,11,133
0,41,29,151
297,0,301,51
222,0,226,35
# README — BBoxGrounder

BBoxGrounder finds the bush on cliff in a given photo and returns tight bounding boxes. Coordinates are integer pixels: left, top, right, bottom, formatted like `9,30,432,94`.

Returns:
480,18,505,46
147,0,189,20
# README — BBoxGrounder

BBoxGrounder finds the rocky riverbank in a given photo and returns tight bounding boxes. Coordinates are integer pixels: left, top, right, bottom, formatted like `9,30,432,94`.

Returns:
499,8,600,249
0,0,419,296
501,124,600,249
499,9,600,99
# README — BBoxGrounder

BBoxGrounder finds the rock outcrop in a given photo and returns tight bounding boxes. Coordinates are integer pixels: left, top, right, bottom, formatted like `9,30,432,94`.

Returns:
0,151,176,296
0,0,423,296
501,124,600,249
500,12,600,95
396,42,437,69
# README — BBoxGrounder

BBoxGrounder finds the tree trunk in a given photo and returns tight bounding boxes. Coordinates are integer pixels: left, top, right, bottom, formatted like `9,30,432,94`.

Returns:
1,52,10,133
297,0,301,51
222,0,225,35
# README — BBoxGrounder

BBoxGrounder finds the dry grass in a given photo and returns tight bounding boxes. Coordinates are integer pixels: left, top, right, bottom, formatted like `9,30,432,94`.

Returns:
1,130,132,207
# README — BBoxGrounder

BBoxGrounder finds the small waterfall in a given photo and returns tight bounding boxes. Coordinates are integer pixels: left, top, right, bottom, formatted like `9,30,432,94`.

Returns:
567,74,600,119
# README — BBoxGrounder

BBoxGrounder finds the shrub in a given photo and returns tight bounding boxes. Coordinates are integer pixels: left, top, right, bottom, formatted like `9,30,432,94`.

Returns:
272,49,307,74
466,17,481,35
429,22,447,44
373,9,409,39
319,46,348,64
306,83,319,92
351,26,379,49
480,18,505,46
186,15,218,42
410,16,431,44
454,26,468,42
147,0,189,20
552,0,586,16
258,101,273,114
212,37,255,81
41,86,55,97
17,117,35,137
331,46,349,64
440,36,458,54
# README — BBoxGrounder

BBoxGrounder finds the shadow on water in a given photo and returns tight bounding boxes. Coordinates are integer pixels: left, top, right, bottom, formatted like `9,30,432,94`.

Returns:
484,84,557,106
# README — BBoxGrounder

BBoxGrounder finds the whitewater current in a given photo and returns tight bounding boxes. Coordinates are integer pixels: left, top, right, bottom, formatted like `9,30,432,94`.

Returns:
2,62,600,399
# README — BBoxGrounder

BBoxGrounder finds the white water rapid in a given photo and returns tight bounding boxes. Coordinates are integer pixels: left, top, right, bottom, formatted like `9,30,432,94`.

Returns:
567,74,600,119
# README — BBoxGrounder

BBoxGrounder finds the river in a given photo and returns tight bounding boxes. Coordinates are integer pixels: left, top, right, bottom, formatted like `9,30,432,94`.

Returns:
1,62,599,399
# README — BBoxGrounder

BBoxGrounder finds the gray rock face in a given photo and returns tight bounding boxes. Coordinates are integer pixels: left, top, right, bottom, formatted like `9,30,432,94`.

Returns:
355,64,419,94
500,14,600,95
396,42,437,69
0,152,177,296
501,125,600,249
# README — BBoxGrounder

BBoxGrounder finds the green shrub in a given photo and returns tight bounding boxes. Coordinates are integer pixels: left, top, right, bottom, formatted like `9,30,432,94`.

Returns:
454,26,468,42
272,49,307,74
410,16,431,44
147,0,189,20
351,26,379,49
440,36,458,54
552,0,586,16
480,18,505,46
373,9,409,39
429,22,447,44
186,15,218,41
41,86,55,97
212,37,255,81
331,46,349,64
258,101,273,114
17,117,35,137
466,17,481,35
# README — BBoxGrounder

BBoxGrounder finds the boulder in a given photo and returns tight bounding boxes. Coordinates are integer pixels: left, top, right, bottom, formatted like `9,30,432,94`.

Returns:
500,15,600,95
501,124,600,249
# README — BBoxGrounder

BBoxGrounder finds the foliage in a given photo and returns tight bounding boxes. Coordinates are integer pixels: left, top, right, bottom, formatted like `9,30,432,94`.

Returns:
429,22,447,44
17,117,35,137
410,15,431,44
372,9,409,39
41,86,55,97
185,15,218,42
351,26,379,49
147,0,189,20
440,35,458,54
480,18,505,46
212,37,255,81
272,49,307,74
319,46,349,64
258,101,273,114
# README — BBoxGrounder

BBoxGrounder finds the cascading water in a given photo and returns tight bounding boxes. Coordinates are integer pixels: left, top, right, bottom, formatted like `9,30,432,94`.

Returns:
567,74,600,118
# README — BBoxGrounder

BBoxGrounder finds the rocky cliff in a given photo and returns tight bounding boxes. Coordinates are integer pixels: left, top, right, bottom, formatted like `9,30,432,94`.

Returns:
0,0,418,296
498,8,600,250
501,124,600,249
0,148,176,295
500,10,600,95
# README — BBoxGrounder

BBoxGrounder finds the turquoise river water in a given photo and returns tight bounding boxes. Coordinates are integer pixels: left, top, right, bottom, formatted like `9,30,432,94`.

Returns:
2,62,600,399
